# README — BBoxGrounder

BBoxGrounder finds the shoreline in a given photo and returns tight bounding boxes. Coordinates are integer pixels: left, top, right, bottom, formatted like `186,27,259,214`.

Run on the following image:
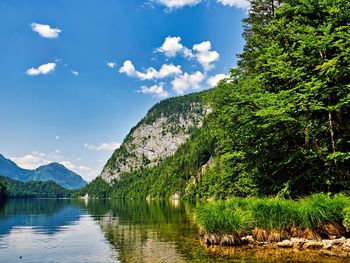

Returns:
200,234,350,260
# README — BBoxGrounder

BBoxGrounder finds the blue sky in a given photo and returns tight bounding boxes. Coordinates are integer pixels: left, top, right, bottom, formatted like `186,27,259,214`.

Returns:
0,0,247,181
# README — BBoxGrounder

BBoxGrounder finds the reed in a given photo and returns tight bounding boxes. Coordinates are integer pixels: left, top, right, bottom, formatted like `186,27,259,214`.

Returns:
196,194,350,241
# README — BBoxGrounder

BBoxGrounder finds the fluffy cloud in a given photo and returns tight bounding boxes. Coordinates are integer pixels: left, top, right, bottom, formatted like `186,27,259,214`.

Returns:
119,60,137,77
157,36,184,57
138,83,169,98
154,0,201,10
217,0,250,9
207,73,228,87
157,36,194,58
84,142,121,151
11,151,51,170
171,71,204,94
156,37,219,70
119,60,182,80
31,23,61,39
72,71,79,76
137,64,182,80
27,62,56,76
107,62,117,68
193,41,220,71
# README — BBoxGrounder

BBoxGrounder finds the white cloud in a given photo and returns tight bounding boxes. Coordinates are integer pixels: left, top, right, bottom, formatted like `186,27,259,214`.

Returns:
183,47,195,58
138,83,169,98
217,0,249,9
153,0,201,10
119,60,182,80
55,136,60,140
107,62,117,68
11,151,50,170
157,36,194,58
72,70,79,76
156,37,219,70
193,41,219,71
27,62,56,76
157,36,184,57
171,71,204,94
119,60,137,77
31,23,61,39
84,142,121,151
137,64,182,80
207,73,228,87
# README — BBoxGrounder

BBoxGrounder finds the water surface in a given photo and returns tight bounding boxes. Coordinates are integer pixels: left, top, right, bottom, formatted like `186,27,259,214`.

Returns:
0,199,345,263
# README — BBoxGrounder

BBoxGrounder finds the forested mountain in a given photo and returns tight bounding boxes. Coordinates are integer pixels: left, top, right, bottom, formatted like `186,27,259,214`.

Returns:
77,0,350,200
0,154,87,190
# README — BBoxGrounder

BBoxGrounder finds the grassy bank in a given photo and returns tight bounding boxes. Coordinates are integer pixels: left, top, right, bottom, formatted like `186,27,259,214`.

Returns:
195,194,350,245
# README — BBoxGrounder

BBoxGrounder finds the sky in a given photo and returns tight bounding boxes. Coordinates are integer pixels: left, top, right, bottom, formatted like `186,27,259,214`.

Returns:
0,0,248,182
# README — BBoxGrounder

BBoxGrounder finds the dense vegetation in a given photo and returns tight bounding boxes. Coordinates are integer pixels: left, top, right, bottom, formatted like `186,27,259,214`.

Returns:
196,194,350,243
0,176,72,198
0,179,6,199
79,0,349,200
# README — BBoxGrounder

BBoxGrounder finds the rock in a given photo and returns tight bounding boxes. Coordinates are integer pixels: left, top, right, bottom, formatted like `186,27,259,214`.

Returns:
303,241,323,249
241,235,254,243
291,237,307,244
277,240,293,248
321,251,337,257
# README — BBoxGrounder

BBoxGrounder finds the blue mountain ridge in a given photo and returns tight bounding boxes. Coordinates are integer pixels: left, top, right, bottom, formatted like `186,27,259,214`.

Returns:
0,154,87,190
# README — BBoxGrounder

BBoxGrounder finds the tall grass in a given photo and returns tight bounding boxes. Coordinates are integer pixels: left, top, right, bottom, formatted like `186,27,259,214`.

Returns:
196,198,253,234
195,194,350,240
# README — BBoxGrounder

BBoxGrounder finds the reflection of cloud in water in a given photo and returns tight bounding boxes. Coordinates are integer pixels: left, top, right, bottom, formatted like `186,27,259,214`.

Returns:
0,215,117,263
0,200,83,236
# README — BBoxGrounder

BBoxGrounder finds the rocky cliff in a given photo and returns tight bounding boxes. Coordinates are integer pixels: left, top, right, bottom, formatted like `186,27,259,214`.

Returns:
101,92,210,183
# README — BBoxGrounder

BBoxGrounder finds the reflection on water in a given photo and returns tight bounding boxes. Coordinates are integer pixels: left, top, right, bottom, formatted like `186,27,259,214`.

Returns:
0,199,346,263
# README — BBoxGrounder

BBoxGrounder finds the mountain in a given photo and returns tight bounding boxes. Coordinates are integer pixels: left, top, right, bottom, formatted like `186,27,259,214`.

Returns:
29,163,87,190
0,155,87,190
76,91,216,199
101,92,211,183
0,154,31,181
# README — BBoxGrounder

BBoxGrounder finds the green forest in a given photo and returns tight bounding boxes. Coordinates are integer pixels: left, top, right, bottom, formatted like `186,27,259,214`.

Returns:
76,0,350,200
0,176,72,198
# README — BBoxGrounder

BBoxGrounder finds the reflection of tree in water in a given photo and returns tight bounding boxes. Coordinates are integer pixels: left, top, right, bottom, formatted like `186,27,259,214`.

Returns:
82,199,214,263
0,199,83,236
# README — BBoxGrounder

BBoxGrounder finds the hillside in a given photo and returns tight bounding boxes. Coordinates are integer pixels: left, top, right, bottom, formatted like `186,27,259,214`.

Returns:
0,155,87,190
0,176,72,198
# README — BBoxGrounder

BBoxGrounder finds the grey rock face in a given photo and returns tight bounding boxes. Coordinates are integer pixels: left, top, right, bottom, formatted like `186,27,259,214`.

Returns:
101,102,210,183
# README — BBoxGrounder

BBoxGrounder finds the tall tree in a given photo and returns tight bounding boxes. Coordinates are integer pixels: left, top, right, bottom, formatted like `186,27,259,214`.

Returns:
239,0,283,73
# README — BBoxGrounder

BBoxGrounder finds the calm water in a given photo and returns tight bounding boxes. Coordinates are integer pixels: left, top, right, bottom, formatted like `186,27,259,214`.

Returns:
0,199,345,263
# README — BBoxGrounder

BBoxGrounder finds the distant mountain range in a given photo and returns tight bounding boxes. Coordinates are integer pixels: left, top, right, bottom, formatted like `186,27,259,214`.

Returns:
0,154,87,190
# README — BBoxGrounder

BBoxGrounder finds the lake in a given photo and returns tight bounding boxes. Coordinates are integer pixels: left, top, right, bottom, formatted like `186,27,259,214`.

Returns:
0,199,345,263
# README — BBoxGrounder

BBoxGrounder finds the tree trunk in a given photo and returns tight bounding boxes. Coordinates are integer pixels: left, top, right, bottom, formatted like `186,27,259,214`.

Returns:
328,111,336,153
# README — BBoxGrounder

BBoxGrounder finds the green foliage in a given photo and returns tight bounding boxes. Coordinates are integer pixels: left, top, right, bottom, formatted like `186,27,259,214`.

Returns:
297,194,349,228
0,176,72,198
196,194,350,235
72,176,111,198
195,199,253,234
